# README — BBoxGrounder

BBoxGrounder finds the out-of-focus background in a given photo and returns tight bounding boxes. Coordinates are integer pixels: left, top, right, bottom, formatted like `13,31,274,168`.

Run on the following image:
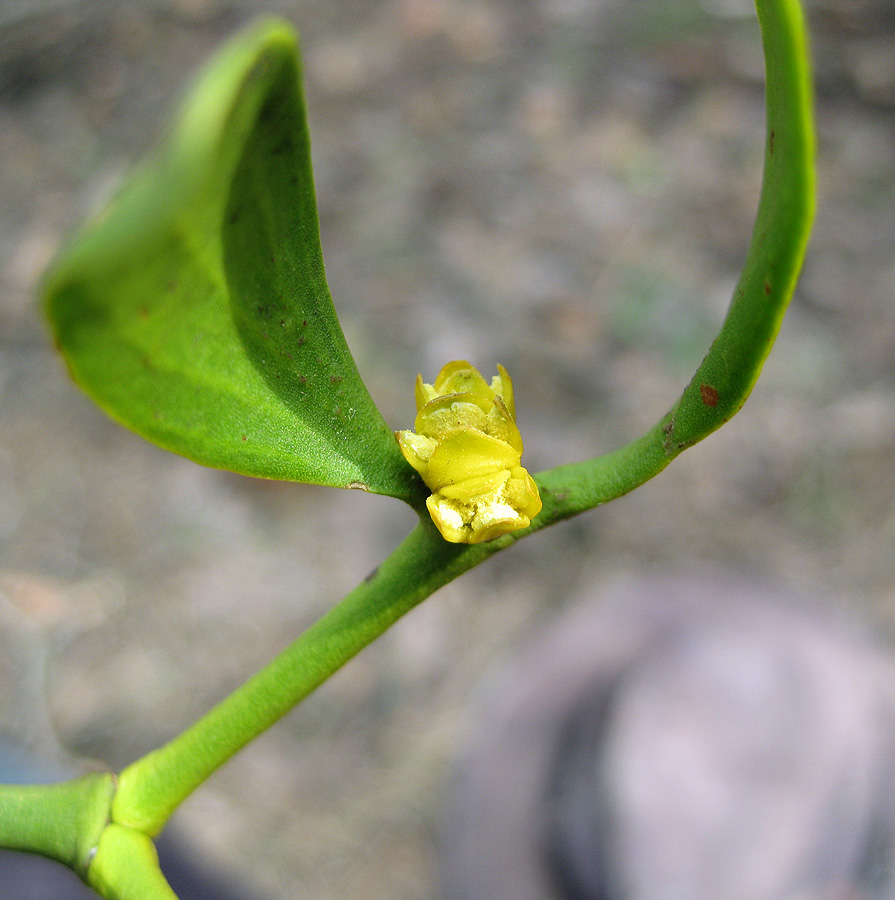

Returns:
0,0,893,898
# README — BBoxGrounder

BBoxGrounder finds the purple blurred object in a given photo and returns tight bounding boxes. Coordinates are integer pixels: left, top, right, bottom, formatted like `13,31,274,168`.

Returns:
441,573,895,900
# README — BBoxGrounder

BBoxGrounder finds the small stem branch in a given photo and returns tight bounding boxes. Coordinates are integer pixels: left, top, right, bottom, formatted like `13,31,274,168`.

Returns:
528,0,814,524
112,520,497,835
0,773,115,877
88,824,180,900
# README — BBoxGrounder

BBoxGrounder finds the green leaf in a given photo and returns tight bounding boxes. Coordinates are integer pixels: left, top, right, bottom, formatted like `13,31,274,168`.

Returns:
42,18,420,501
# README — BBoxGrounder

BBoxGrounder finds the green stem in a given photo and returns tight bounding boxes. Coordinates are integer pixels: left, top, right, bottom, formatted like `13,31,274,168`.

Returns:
88,824,180,900
530,0,814,523
0,773,115,877
665,0,815,448
0,778,179,899
112,0,814,839
112,519,495,835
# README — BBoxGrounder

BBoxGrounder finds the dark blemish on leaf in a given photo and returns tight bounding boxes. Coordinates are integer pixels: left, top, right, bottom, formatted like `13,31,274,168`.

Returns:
280,319,286,327
364,565,379,582
330,375,343,384
700,384,719,407
297,336,305,346
248,59,269,84
764,278,771,295
298,375,307,384
769,129,775,154
138,305,150,319
242,435,248,441
662,416,679,453
301,320,308,329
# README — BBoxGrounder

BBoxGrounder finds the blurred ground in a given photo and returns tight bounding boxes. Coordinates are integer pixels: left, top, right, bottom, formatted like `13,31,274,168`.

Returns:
0,0,893,898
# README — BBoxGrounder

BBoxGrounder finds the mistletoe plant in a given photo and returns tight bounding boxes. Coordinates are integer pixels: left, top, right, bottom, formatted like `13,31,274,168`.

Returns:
1,1,814,897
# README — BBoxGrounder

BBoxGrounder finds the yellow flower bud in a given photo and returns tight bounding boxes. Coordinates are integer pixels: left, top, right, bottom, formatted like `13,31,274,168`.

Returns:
396,361,542,543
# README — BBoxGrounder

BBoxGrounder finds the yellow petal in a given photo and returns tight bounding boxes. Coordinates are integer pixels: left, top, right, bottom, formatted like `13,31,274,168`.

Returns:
425,431,519,491
432,361,492,398
492,363,514,417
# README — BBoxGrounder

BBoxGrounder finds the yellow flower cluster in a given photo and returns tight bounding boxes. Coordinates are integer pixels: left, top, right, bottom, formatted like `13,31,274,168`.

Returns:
396,361,542,544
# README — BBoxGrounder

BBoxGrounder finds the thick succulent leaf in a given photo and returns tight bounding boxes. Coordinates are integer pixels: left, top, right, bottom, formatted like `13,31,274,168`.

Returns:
43,19,419,501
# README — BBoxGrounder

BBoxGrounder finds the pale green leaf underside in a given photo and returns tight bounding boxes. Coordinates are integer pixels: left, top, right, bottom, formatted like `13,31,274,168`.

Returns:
43,18,419,501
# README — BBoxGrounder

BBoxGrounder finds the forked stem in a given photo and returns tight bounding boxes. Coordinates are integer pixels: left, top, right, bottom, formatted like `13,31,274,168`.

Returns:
0,7,814,900
111,0,814,840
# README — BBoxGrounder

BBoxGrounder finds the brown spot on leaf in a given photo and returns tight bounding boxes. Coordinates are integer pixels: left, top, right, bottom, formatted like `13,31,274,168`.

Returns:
700,384,719,407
